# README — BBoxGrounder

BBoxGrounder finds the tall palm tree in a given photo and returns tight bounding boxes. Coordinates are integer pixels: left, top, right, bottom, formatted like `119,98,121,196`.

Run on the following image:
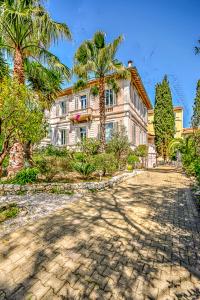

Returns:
0,0,72,174
74,31,128,151
0,0,71,84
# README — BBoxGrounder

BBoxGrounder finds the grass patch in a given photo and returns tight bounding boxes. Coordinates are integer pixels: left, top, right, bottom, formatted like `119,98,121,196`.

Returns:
0,203,20,223
50,187,74,195
16,190,27,196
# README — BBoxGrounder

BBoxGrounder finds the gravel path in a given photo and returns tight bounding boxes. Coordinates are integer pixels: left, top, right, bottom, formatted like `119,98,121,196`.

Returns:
0,192,81,238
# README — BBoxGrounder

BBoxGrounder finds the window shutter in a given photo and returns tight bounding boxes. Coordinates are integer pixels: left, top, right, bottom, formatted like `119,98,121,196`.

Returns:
66,129,69,145
75,127,80,143
97,124,100,139
75,96,79,110
66,100,69,114
114,121,118,133
113,91,117,105
56,104,59,117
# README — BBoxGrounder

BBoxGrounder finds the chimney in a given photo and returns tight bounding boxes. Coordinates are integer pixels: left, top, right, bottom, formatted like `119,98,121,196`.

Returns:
128,60,133,68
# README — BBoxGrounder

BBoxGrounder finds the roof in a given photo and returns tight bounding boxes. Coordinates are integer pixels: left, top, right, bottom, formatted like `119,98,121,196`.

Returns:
58,67,152,109
148,106,183,114
182,127,200,134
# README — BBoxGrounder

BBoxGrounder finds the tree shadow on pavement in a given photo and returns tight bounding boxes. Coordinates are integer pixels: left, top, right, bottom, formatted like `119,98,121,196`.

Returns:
0,167,200,299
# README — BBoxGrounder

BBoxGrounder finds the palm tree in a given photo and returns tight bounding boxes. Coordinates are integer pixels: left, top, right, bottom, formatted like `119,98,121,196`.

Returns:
0,0,72,174
0,0,71,84
74,31,129,151
24,61,65,164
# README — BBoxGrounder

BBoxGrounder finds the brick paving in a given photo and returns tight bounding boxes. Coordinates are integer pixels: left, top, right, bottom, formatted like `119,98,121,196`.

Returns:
0,167,200,299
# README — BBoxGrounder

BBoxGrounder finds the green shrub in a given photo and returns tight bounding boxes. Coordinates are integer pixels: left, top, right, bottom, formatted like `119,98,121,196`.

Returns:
73,152,87,163
36,157,57,181
13,168,39,185
43,145,70,157
127,154,139,167
73,162,96,178
194,160,200,184
35,156,73,181
127,164,133,172
92,153,117,175
77,138,101,156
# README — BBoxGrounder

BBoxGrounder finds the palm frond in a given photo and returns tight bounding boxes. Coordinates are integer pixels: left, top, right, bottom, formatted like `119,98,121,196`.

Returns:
90,85,99,96
73,79,87,93
38,48,71,80
106,78,120,94
93,31,105,49
25,59,64,107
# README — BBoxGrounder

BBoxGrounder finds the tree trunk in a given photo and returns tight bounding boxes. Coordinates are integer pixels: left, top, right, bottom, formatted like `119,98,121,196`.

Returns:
99,77,106,152
24,141,34,166
7,142,24,177
13,48,25,84
0,147,9,177
7,48,25,176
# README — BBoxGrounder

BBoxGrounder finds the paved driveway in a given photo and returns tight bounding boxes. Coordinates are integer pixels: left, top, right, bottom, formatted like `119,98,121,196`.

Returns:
0,167,200,299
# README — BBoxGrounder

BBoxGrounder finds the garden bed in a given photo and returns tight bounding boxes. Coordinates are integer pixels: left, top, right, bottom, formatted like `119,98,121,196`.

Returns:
0,170,142,195
0,203,20,223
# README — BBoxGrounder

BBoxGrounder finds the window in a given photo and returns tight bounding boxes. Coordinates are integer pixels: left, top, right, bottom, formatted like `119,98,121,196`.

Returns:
80,95,87,110
137,95,141,111
60,129,67,145
105,122,114,141
55,104,59,117
143,132,147,144
134,91,137,107
143,107,147,120
47,125,52,139
60,101,67,115
140,129,143,144
132,124,136,145
80,127,87,140
140,102,144,116
105,89,114,106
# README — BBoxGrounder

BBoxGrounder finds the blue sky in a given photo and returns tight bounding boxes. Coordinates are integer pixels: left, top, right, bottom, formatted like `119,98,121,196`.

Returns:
46,0,200,127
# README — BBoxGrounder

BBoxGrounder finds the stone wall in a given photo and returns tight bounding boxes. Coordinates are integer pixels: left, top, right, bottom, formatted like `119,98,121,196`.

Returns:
0,171,142,195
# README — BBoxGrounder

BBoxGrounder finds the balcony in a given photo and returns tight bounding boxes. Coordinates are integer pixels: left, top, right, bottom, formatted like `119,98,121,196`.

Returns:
69,107,93,123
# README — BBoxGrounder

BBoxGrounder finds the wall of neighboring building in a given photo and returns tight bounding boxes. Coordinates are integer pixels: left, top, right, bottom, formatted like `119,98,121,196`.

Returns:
147,107,184,138
147,112,154,136
174,108,183,138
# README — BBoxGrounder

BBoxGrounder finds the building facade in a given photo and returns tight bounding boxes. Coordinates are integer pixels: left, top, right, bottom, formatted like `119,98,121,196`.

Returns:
42,66,152,151
148,106,184,141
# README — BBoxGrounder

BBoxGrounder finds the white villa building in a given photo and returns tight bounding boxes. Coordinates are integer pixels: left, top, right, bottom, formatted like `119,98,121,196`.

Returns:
42,62,156,167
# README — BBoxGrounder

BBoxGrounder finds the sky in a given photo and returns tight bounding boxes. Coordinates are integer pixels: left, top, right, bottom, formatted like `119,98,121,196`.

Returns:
46,0,200,127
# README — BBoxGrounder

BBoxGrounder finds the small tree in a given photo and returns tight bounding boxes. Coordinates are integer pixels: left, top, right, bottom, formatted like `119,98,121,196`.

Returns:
107,126,130,169
0,78,46,176
134,145,148,168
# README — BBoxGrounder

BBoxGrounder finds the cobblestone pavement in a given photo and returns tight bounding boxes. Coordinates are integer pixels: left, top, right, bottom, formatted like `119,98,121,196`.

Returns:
0,167,200,300
0,193,81,238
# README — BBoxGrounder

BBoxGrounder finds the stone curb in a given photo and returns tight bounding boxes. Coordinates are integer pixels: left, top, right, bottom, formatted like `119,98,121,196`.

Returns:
0,170,142,195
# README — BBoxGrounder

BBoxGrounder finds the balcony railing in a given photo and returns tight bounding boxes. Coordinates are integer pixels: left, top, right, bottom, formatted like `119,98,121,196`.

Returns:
69,107,93,123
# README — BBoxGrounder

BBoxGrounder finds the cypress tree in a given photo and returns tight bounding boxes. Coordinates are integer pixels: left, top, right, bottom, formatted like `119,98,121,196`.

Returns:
154,75,175,160
191,80,200,156
192,80,200,128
